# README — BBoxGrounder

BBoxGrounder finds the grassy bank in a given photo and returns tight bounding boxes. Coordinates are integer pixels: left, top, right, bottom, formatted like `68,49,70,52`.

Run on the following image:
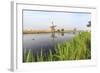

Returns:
23,30,74,34
23,32,91,62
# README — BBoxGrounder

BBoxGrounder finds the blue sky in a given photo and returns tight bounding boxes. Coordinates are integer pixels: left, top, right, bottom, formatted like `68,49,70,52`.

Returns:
23,10,91,30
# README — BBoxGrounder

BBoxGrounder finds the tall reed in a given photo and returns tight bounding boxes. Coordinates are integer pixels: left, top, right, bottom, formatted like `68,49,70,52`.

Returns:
23,32,91,62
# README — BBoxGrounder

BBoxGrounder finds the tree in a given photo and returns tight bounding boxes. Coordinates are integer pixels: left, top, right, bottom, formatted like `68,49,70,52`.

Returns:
57,29,60,32
87,21,91,27
61,28,64,32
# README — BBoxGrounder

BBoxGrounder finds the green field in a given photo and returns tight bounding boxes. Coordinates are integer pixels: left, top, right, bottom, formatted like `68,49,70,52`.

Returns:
23,32,91,62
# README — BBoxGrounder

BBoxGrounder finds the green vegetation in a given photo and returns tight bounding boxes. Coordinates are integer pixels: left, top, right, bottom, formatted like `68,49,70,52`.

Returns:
23,29,74,34
23,32,91,62
23,49,35,62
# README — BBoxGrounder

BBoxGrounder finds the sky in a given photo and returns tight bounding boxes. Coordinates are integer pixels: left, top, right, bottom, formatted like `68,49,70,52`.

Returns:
23,10,91,30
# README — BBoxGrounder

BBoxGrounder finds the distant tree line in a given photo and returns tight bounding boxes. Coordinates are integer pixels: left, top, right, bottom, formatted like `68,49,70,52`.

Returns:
57,28,64,32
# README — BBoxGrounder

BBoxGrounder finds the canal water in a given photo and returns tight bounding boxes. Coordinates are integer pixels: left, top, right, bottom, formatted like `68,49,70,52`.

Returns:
23,33,76,56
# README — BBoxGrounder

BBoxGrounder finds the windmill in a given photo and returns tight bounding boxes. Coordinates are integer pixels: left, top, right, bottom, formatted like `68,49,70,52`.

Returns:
49,21,57,38
50,21,57,32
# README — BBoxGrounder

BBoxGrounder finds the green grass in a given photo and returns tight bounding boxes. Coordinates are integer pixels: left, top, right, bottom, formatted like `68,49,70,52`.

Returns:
23,49,35,62
23,32,91,62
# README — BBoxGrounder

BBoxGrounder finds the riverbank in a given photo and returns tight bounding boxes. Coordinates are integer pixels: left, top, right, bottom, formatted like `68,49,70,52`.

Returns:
23,31,91,62
23,30,75,34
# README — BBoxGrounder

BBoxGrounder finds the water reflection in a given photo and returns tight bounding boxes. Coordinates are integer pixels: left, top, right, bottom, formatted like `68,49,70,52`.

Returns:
61,32,64,36
51,32,65,38
23,32,76,57
51,32,57,38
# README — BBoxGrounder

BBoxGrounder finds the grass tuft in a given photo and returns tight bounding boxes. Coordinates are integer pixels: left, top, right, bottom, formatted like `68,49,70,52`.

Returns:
23,32,91,62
